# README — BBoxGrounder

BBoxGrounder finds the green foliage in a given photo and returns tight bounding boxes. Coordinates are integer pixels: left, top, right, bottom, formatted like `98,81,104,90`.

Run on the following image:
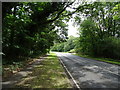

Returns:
51,36,77,52
75,19,98,55
112,3,120,20
2,2,70,63
51,2,120,60
51,43,64,52
95,37,120,59
3,2,120,64
75,2,120,60
68,49,75,53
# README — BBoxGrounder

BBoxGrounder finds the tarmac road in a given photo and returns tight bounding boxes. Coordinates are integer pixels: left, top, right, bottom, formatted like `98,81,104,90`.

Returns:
55,52,120,89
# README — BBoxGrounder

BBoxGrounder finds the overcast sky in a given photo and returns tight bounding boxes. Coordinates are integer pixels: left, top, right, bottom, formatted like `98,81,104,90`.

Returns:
66,1,80,37
67,20,79,37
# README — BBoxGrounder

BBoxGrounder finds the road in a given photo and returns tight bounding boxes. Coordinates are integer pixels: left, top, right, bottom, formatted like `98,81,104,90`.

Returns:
55,52,120,89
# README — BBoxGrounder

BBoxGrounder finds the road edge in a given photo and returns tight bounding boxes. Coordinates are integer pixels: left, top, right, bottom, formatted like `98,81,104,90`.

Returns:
58,57,81,89
73,53,120,66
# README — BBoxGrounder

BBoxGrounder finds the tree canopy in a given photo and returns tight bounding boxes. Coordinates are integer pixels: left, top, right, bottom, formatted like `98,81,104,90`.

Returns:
51,1,120,60
2,2,73,63
2,1,120,64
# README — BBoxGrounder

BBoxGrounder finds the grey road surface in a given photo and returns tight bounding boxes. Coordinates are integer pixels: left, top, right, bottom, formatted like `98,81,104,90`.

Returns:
55,52,120,89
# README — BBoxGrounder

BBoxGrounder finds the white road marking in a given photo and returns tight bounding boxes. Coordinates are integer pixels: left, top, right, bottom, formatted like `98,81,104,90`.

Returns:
58,57,81,89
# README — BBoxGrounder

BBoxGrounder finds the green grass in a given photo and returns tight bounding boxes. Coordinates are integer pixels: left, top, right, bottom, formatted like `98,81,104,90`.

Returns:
74,53,120,65
15,52,72,88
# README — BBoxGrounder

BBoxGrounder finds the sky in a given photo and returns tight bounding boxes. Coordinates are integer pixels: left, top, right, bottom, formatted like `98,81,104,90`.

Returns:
66,1,80,37
66,0,99,37
67,20,79,37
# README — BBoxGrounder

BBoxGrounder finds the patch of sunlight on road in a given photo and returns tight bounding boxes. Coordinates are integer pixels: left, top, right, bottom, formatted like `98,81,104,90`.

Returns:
79,71,111,83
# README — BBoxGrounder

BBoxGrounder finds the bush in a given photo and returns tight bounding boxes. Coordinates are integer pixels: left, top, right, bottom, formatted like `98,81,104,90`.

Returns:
68,49,75,53
94,37,120,59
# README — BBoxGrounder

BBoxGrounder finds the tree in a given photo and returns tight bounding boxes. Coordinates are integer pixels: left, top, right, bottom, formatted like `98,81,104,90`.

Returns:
51,36,77,52
74,2,120,59
112,3,120,20
2,2,73,63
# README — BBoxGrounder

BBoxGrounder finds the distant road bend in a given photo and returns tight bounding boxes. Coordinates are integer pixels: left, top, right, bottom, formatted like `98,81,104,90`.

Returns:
55,52,120,89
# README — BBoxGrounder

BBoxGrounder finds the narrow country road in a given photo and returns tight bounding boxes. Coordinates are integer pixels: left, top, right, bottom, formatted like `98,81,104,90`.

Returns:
55,52,120,89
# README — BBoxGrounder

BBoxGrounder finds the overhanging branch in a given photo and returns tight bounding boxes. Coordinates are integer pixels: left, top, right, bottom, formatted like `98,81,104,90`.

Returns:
42,2,74,25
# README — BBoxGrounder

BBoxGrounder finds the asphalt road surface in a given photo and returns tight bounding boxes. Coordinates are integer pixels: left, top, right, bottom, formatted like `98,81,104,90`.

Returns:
55,52,120,89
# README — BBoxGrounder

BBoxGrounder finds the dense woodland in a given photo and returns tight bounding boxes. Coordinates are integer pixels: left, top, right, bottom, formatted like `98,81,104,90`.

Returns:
2,1,120,65
2,2,71,64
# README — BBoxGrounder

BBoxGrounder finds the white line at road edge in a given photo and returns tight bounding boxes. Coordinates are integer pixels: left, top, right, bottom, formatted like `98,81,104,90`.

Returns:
58,58,81,89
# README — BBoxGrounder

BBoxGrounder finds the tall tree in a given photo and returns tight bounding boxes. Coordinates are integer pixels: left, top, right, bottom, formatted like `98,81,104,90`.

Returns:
2,2,73,63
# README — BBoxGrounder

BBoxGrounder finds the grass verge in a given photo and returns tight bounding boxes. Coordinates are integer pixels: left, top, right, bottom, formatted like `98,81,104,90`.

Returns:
74,53,120,65
15,52,72,88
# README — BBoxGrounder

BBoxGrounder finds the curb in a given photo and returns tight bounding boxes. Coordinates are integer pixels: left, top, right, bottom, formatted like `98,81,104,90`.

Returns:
58,57,81,90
